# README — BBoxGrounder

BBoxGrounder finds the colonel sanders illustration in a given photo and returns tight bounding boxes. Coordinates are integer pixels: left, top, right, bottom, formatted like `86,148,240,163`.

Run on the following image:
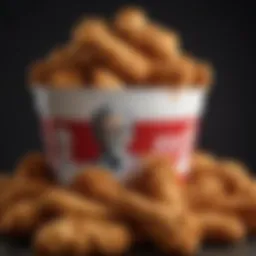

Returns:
91,105,134,173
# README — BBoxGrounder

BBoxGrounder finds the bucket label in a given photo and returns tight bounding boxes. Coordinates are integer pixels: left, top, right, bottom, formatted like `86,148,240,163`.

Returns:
42,117,198,183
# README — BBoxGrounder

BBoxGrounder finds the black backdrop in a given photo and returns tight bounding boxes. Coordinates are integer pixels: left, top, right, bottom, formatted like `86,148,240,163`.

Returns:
0,0,255,171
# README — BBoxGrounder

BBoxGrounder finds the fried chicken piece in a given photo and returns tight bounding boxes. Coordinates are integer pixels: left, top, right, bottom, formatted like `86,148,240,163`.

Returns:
199,212,246,243
15,151,55,184
38,188,116,221
70,167,199,255
114,6,181,60
92,67,124,89
0,200,45,236
72,18,152,82
0,179,49,216
34,218,132,256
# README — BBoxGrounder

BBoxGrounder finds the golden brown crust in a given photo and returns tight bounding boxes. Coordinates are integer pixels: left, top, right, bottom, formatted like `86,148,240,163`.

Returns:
0,200,43,236
38,188,116,220
34,218,132,256
199,212,246,243
92,67,124,89
72,18,152,82
0,179,49,215
15,152,56,184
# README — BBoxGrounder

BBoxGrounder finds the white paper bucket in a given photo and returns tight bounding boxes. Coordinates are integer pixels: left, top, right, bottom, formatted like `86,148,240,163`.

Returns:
32,87,207,184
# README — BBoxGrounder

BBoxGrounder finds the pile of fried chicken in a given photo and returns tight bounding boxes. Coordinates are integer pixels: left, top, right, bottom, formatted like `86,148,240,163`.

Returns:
0,151,255,256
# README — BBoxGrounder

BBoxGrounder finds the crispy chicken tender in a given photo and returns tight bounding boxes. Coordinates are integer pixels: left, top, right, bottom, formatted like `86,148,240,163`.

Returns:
92,67,124,89
15,152,55,184
29,47,83,87
119,193,201,255
114,6,181,60
171,213,202,255
190,151,218,180
114,6,148,34
71,166,149,242
71,163,182,244
125,155,183,207
169,56,195,86
188,178,256,215
38,188,116,221
72,18,152,82
149,55,195,86
0,180,49,216
189,152,256,216
48,43,99,77
234,182,256,233
66,43,99,67
34,218,132,256
199,212,246,243
35,218,89,256
0,200,44,236
193,60,214,88
140,24,181,60
186,175,226,211
48,68,85,89
70,168,176,217
217,160,253,195
70,168,200,255
191,153,252,195
70,167,123,206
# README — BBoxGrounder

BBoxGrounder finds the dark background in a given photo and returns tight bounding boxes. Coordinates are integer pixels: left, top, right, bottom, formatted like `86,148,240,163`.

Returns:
0,0,254,172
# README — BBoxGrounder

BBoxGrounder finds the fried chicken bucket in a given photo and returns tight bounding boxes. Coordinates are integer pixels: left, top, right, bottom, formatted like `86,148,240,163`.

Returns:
32,87,207,184
29,7,213,184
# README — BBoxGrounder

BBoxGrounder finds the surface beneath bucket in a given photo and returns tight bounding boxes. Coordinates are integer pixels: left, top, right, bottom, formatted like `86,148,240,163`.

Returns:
0,237,255,256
